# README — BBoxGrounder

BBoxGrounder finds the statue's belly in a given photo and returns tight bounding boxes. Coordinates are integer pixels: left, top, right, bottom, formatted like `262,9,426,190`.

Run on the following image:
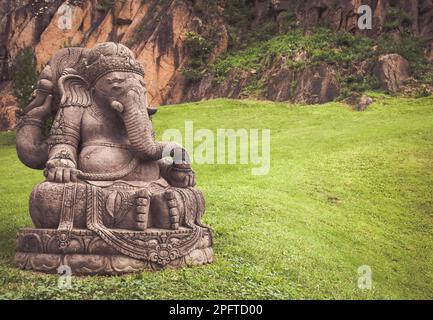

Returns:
78,146,160,181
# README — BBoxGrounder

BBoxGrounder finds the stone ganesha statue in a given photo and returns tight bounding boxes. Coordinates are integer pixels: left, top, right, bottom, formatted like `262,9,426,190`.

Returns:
14,42,213,275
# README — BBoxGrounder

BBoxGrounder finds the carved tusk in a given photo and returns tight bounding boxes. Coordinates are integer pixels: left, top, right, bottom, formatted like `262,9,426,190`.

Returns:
111,100,124,113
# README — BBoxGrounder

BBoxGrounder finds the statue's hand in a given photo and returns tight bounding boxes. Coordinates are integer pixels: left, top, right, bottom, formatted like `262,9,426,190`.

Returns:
44,159,79,183
165,164,196,188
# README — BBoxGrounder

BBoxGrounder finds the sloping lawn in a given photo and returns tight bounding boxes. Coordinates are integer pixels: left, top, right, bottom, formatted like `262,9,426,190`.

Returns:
0,95,432,299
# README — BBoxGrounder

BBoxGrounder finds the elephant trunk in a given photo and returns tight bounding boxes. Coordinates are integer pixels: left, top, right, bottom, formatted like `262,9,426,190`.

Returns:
113,86,165,161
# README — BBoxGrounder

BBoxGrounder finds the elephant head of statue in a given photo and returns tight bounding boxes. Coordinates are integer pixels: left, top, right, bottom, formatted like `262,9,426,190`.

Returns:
16,42,177,171
57,42,165,161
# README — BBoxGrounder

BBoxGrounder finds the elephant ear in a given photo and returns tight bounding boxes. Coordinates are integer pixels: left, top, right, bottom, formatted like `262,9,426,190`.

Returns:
58,70,91,108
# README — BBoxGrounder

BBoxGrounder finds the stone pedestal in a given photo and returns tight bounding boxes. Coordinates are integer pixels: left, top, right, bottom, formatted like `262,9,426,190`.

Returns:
15,227,213,275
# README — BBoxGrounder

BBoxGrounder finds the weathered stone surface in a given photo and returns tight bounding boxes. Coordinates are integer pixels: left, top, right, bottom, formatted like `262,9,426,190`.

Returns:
217,69,253,99
14,42,213,275
265,64,296,102
115,0,139,24
375,54,410,93
359,95,373,108
419,0,433,40
0,89,18,131
35,2,89,68
265,62,339,104
15,228,213,275
294,64,340,104
272,0,433,39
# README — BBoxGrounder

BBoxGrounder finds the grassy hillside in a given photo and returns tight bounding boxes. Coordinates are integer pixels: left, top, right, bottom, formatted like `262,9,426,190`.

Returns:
0,95,432,299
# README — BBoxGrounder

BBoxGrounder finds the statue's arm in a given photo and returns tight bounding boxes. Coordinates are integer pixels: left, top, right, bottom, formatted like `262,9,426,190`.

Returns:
15,94,52,169
15,65,54,169
45,107,83,182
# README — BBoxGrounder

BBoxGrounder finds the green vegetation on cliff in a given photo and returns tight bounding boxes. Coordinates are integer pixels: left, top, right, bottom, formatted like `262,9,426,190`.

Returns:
211,28,432,98
0,95,432,299
12,47,39,112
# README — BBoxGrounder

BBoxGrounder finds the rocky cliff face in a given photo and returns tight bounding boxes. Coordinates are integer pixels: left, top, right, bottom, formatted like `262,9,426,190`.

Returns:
0,0,227,107
0,85,17,131
1,0,432,130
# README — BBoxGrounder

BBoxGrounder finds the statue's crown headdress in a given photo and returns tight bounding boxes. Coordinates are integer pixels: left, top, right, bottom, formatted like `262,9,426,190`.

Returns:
80,42,144,85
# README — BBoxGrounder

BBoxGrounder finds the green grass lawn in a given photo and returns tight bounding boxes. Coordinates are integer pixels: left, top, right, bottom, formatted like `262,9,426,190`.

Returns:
0,95,432,299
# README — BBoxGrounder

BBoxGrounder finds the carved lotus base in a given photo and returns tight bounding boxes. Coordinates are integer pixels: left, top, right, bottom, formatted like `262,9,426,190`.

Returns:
15,227,213,275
